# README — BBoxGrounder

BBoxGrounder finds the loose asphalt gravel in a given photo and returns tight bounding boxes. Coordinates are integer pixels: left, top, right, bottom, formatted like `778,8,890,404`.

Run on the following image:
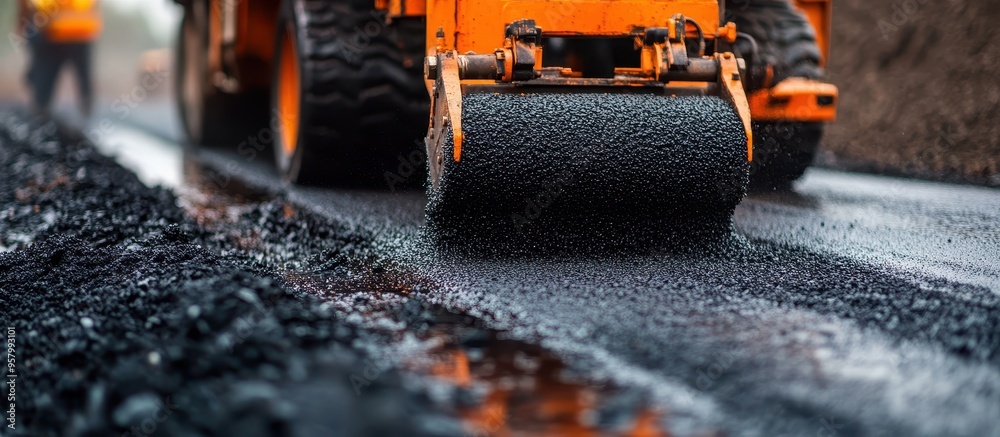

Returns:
0,111,467,437
3,104,1000,437
283,131,1000,435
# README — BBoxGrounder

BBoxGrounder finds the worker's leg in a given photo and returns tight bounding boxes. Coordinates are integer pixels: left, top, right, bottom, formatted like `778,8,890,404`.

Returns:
24,33,40,91
29,39,66,117
67,42,95,118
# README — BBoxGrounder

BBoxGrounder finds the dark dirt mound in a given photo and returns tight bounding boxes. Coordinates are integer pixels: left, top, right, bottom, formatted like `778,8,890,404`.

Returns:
0,111,462,437
822,0,1000,186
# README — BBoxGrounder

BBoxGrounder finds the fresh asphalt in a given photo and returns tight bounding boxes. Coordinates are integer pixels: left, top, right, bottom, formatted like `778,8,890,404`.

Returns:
90,103,1000,437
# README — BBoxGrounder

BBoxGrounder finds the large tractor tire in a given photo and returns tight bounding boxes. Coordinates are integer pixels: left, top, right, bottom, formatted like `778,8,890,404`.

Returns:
728,0,826,190
273,0,428,187
749,122,823,191
728,0,824,91
175,0,268,150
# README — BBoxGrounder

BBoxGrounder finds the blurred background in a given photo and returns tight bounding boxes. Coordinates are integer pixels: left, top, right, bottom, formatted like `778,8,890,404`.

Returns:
822,0,1000,187
0,0,180,130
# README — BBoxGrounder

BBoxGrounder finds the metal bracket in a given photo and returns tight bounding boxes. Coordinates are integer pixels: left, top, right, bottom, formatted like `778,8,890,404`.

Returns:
503,19,541,82
426,21,538,83
426,51,465,170
643,16,690,82
667,14,689,69
717,52,753,161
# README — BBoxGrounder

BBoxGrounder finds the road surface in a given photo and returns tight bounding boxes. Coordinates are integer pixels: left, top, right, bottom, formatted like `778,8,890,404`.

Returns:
39,101,1000,436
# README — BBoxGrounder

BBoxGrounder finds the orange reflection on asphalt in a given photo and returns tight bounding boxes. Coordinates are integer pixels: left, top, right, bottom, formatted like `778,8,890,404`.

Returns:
179,156,270,226
415,329,668,437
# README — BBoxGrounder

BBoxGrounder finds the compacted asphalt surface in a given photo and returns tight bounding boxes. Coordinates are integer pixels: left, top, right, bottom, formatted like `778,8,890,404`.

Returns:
289,147,1000,436
3,104,999,436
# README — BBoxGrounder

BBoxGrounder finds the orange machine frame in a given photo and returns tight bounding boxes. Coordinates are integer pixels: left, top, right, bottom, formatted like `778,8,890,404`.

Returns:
793,0,831,66
209,0,833,127
424,0,722,53
380,0,725,54
379,0,835,125
380,0,830,60
749,0,836,122
416,0,756,164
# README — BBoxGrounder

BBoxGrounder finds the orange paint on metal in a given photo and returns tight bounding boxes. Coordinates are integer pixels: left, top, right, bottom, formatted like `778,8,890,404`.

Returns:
234,0,280,88
717,22,737,43
406,0,426,16
748,77,838,122
437,53,465,161
425,0,457,55
426,350,472,386
387,0,426,17
717,53,754,161
278,27,300,156
425,0,719,54
794,0,832,66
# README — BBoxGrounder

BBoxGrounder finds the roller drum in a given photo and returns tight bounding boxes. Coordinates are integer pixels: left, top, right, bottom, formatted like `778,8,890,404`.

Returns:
426,93,750,254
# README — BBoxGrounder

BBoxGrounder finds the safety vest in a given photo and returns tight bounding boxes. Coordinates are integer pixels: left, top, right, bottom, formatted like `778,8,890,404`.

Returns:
31,0,103,43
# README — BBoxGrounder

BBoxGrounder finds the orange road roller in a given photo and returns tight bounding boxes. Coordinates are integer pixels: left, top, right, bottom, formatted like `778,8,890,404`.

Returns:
173,0,838,244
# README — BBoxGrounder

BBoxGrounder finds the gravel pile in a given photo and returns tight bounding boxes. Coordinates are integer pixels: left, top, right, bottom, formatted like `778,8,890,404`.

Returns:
0,111,462,437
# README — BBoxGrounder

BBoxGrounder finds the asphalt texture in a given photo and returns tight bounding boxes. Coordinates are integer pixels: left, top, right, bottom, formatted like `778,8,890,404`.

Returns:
0,111,466,437
427,93,749,254
291,149,1000,435
3,102,1000,437
405,239,1000,436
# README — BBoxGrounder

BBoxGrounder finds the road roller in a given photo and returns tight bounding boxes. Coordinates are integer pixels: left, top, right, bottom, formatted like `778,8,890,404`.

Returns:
172,0,838,249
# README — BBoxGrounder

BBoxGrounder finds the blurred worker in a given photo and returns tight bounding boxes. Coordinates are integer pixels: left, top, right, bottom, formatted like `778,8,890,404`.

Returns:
16,0,103,118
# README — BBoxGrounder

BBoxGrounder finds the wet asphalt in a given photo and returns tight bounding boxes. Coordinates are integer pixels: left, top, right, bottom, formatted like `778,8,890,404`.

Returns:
0,110,469,437
18,102,1000,436
298,165,1000,436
